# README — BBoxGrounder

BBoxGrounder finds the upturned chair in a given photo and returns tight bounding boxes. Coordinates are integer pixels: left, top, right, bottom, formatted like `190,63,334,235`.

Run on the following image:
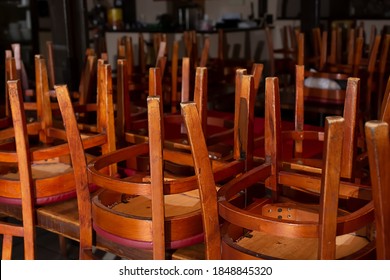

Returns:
356,75,390,182
55,66,260,260
0,59,116,259
365,120,390,259
288,65,361,181
264,26,297,88
124,63,262,161
183,76,375,260
301,30,363,125
255,65,362,184
56,91,251,259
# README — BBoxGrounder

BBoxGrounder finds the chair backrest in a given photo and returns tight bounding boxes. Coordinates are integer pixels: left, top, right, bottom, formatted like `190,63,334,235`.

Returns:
116,59,130,143
2,79,35,259
77,54,98,106
376,35,390,118
54,62,117,259
365,120,390,259
294,65,360,180
311,27,322,65
125,36,134,77
264,26,276,76
364,34,381,121
11,44,29,91
46,41,56,89
183,30,198,67
380,76,390,124
170,41,180,113
2,55,54,142
138,33,147,75
116,54,147,133
4,54,17,118
199,36,210,68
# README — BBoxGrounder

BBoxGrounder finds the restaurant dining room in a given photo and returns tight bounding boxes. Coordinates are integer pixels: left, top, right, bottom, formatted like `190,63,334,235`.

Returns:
0,0,389,278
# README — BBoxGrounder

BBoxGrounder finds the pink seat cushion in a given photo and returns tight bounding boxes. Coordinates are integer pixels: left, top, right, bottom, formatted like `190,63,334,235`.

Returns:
0,184,99,206
93,223,204,250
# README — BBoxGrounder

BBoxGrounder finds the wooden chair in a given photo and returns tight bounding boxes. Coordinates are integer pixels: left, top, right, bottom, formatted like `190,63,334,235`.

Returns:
183,30,200,70
46,41,56,89
0,79,35,259
124,63,262,161
56,83,253,259
115,58,147,147
62,93,199,259
0,59,116,259
206,29,254,101
4,45,34,111
55,64,263,259
278,65,361,182
10,44,30,93
302,27,364,111
168,36,211,113
2,51,15,123
380,76,390,124
257,65,364,185
308,27,324,70
183,76,375,260
117,35,167,107
376,34,390,119
76,52,98,107
361,34,381,122
264,26,296,82
4,48,98,121
365,120,390,259
325,31,364,77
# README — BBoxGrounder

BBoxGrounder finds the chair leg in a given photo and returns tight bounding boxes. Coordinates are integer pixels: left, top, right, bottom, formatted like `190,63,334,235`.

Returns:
2,234,13,260
59,235,68,258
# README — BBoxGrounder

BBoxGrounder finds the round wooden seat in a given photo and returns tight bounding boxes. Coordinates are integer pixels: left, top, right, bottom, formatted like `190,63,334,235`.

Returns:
91,188,204,249
223,228,371,260
0,160,103,206
219,197,374,259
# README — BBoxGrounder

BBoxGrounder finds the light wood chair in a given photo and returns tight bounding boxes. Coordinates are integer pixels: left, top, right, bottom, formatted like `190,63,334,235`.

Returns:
57,87,252,259
279,65,361,182
356,75,390,178
124,63,262,161
264,26,296,84
302,27,362,110
115,58,147,147
259,64,368,186
0,59,116,259
183,76,376,260
55,64,262,259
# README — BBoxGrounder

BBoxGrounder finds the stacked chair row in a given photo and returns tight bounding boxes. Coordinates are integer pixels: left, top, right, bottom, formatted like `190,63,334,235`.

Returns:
1,43,389,259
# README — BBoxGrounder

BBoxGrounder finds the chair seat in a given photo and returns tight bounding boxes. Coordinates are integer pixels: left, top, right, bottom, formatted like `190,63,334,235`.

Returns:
1,161,72,180
228,230,370,260
220,199,373,260
0,162,98,205
108,189,201,217
91,188,206,250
